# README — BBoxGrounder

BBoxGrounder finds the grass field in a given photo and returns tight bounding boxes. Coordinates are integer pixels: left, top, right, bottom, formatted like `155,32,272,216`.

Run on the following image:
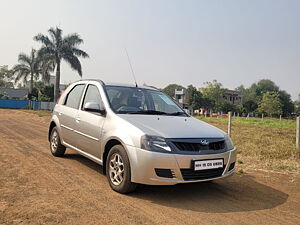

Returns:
196,116,300,173
22,110,300,173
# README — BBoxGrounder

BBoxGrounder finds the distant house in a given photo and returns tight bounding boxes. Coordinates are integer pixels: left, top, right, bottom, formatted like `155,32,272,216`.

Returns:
199,88,243,106
0,88,29,99
224,90,243,105
174,89,186,106
174,89,193,113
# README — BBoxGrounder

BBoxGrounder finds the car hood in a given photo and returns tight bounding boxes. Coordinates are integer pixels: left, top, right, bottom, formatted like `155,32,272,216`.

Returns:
118,114,225,138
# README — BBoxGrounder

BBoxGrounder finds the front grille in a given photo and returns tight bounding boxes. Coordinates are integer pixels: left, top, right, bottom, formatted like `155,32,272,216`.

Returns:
180,167,225,180
172,140,225,152
155,169,174,178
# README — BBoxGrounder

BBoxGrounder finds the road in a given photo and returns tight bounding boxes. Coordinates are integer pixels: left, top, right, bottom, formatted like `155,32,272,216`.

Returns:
0,109,299,225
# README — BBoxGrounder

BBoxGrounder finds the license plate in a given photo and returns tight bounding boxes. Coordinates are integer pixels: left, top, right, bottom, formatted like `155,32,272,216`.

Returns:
194,159,223,171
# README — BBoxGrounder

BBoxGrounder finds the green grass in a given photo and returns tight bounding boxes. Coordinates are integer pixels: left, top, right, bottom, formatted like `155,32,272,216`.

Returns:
273,164,296,171
237,159,244,164
238,168,245,174
195,116,300,172
195,115,296,128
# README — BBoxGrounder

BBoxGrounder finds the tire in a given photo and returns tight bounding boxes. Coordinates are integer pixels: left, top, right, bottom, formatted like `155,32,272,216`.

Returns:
49,127,66,157
106,145,137,193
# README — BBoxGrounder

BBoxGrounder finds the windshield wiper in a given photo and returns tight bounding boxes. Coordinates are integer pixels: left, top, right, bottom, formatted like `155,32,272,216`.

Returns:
119,110,186,116
167,111,187,116
125,110,168,115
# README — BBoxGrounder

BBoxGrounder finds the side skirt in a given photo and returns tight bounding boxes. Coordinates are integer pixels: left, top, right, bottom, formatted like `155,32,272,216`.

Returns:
62,141,103,165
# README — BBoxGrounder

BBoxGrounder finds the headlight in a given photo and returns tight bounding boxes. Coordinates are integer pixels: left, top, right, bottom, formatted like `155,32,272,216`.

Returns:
224,134,234,150
141,135,172,153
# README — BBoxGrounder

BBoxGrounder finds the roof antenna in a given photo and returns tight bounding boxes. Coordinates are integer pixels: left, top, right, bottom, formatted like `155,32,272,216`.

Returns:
125,48,138,87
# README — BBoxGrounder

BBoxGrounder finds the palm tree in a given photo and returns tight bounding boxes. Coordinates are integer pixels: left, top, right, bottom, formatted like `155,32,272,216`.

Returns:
12,49,40,96
34,27,89,101
39,54,55,84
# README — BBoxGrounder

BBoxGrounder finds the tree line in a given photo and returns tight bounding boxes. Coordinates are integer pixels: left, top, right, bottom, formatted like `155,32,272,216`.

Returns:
0,26,88,101
0,27,298,116
162,79,300,117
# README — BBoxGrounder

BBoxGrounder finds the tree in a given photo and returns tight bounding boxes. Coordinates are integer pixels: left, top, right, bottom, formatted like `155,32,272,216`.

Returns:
186,85,202,110
239,79,293,115
34,27,89,101
162,84,185,97
295,101,300,114
39,54,55,84
201,80,226,112
31,81,54,101
235,85,246,94
254,79,279,97
0,65,14,88
295,94,300,114
241,79,279,113
258,92,282,117
278,90,294,116
221,101,238,113
12,49,40,96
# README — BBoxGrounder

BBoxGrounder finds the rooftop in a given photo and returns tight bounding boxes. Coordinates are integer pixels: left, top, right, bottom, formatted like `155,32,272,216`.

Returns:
0,88,29,99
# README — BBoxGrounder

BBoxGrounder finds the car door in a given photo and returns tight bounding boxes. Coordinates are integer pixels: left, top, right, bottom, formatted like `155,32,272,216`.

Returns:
75,84,106,159
58,84,85,147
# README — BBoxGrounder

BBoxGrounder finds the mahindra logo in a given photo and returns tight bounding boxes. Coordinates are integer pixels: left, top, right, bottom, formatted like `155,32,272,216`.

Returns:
200,140,210,145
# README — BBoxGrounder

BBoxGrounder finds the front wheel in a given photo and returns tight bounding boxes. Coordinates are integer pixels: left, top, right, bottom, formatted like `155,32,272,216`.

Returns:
106,145,137,193
50,127,66,157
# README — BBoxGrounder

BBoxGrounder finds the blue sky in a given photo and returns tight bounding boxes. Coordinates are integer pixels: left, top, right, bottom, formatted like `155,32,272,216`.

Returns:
0,0,299,99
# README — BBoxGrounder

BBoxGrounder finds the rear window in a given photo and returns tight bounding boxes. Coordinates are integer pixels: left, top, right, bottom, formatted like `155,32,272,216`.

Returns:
64,84,85,109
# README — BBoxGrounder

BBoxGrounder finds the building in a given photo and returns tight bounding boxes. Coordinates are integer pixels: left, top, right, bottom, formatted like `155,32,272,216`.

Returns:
174,89,193,114
0,88,29,99
174,89,186,106
198,88,243,106
224,90,243,105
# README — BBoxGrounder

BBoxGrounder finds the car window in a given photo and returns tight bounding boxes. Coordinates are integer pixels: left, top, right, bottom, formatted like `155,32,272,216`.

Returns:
82,85,103,109
105,86,186,116
149,91,180,113
106,87,148,112
64,84,85,109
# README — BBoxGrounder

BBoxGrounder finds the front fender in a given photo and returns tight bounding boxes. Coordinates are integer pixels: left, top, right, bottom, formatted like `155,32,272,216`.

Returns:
48,115,63,142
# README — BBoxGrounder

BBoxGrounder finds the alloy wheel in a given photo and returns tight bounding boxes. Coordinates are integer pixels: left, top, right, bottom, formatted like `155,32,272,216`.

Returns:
51,130,58,152
109,153,124,186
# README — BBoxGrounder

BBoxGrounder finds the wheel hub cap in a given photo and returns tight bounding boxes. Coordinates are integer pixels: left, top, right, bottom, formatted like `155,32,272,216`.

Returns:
109,153,124,186
51,131,58,152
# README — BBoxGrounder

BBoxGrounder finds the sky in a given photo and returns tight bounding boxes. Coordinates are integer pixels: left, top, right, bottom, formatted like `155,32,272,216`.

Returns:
0,0,299,100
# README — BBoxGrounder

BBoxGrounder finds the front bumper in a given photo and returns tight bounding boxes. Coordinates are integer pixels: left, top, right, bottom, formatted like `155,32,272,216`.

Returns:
126,145,237,185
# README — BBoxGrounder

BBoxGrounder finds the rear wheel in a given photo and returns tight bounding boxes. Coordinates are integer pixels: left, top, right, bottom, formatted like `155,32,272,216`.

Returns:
106,145,137,193
50,127,66,157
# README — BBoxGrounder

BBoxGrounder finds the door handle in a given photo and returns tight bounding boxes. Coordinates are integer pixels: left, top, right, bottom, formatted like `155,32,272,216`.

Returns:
75,117,81,123
58,112,62,116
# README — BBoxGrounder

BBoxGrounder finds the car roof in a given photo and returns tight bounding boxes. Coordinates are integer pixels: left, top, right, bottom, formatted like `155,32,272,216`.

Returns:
77,79,159,91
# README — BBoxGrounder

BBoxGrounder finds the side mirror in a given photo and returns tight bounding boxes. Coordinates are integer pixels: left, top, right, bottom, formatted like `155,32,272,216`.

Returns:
84,102,106,115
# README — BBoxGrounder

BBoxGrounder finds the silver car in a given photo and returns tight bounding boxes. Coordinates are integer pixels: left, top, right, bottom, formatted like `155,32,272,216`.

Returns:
48,79,237,193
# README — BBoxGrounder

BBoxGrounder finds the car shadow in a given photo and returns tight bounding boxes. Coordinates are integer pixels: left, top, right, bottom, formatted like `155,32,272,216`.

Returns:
63,152,105,174
64,152,288,213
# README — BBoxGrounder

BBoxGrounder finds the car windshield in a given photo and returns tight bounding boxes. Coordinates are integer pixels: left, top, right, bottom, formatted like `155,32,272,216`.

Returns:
105,86,187,116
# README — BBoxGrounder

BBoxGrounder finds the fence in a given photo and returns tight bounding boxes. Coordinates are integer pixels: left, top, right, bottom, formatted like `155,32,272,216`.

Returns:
297,117,300,149
0,99,55,110
227,112,300,150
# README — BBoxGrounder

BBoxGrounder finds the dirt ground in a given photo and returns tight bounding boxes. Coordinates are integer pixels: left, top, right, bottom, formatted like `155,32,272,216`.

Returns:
0,109,299,225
